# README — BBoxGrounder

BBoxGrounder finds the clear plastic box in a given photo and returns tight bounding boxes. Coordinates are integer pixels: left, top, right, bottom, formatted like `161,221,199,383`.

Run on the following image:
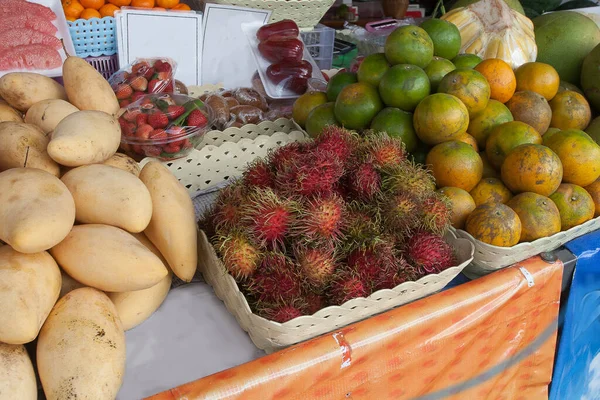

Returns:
300,24,335,70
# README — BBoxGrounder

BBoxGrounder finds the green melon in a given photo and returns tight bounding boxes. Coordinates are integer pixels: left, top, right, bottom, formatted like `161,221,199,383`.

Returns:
581,43,600,112
450,0,525,14
533,11,600,86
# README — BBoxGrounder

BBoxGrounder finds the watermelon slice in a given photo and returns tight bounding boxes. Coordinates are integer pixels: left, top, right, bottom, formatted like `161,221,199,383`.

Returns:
0,28,61,51
0,15,57,35
0,0,56,21
0,44,62,71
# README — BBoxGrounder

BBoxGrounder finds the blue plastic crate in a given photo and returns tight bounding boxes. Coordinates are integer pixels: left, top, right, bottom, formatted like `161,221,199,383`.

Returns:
68,17,117,58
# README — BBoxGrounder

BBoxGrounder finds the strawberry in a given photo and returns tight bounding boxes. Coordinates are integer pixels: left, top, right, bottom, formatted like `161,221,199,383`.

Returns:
167,126,186,137
115,83,133,100
148,79,162,94
122,109,140,122
147,111,169,129
119,100,131,108
149,128,168,140
132,144,144,155
157,71,171,81
135,124,154,139
131,91,146,103
132,61,150,75
186,109,208,127
136,113,148,126
118,117,128,131
155,60,172,73
165,82,175,92
130,76,148,92
174,138,191,150
163,143,180,154
142,145,162,157
166,105,185,119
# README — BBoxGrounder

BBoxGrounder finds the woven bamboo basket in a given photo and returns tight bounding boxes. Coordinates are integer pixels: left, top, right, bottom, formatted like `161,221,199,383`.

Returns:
199,229,474,353
454,216,600,278
199,0,336,28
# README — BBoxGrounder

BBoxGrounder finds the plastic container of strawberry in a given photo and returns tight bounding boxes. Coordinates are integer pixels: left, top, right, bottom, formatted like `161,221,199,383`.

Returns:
118,93,213,162
108,57,178,109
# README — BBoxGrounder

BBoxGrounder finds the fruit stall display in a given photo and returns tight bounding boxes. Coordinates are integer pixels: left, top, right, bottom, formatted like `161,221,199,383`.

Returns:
62,0,191,21
0,56,197,398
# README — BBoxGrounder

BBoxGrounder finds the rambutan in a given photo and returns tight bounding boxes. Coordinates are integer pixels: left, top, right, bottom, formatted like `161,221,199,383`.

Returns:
314,126,357,165
294,194,346,242
275,149,344,197
294,243,338,287
363,132,406,170
381,161,436,197
245,253,302,303
405,231,456,275
241,188,297,250
373,254,413,291
348,162,381,201
259,303,306,323
346,242,395,284
381,192,421,234
342,202,382,250
268,142,307,173
329,272,370,306
207,181,247,236
420,194,452,235
243,158,274,189
215,232,261,280
302,292,328,314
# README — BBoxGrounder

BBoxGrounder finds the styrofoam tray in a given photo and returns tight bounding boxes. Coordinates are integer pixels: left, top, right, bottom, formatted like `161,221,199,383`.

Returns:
0,0,76,78
241,21,322,100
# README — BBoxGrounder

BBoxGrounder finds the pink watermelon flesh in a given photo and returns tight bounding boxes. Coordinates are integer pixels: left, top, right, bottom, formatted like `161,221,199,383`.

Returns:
0,0,56,21
0,29,61,51
0,44,62,71
0,15,57,35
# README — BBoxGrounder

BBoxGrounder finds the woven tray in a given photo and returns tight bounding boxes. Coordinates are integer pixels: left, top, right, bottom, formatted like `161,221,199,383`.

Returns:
454,216,600,278
199,229,474,353
203,0,336,28
140,131,308,195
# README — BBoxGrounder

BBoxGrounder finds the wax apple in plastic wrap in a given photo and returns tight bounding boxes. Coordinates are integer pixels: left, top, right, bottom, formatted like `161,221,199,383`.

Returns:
118,93,212,162
108,58,177,109
266,60,312,94
256,19,300,42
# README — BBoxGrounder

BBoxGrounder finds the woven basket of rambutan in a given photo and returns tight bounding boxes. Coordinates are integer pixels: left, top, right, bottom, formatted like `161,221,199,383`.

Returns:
198,126,475,353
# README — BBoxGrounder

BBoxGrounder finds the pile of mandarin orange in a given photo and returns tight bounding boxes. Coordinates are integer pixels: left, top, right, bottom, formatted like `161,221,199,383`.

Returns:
63,0,191,20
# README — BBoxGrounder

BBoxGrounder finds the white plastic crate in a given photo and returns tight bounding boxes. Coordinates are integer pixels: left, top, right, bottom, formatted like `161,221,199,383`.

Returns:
300,24,335,70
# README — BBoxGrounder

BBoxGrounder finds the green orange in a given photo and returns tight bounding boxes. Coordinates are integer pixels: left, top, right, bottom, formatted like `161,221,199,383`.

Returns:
426,140,483,192
357,53,390,87
419,18,461,60
507,192,561,242
550,183,596,231
292,91,328,128
378,64,430,111
467,99,514,149
305,102,339,138
384,25,434,68
370,107,418,152
437,186,477,229
326,72,357,102
413,93,469,146
485,121,542,170
424,56,456,92
438,68,491,117
451,54,482,69
334,82,383,130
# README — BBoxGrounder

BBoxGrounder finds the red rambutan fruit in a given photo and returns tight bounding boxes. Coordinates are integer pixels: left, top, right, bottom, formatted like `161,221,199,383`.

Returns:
381,161,436,197
346,242,395,284
342,202,383,251
294,243,338,287
209,181,247,235
348,162,381,201
314,126,357,165
275,149,344,197
328,272,370,306
363,133,406,170
245,253,302,303
243,158,274,189
382,192,421,235
268,141,307,173
405,231,456,275
373,254,413,291
260,304,305,323
302,292,328,314
216,232,261,280
241,188,297,250
420,194,452,235
294,194,346,242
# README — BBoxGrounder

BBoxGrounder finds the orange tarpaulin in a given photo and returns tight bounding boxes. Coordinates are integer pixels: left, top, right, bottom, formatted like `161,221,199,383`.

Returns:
149,256,563,400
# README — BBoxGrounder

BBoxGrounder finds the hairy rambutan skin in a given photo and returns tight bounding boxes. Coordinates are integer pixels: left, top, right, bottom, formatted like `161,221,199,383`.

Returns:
245,253,302,303
362,132,406,170
348,162,381,201
328,272,370,306
201,181,247,237
259,304,306,323
268,141,308,173
243,158,274,189
342,201,383,251
420,194,452,235
293,194,346,242
381,192,421,235
314,126,358,166
241,188,297,250
294,243,338,288
373,254,418,291
381,161,436,197
302,292,328,314
215,232,261,280
275,149,345,197
405,231,456,274
346,242,396,284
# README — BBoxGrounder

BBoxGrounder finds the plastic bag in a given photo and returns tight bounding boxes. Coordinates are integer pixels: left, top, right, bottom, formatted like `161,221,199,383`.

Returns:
198,87,274,130
109,58,178,109
118,93,212,162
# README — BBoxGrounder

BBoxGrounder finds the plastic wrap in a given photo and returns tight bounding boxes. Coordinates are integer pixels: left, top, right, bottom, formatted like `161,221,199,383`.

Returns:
108,58,177,108
550,229,600,400
118,93,212,162
149,255,562,400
